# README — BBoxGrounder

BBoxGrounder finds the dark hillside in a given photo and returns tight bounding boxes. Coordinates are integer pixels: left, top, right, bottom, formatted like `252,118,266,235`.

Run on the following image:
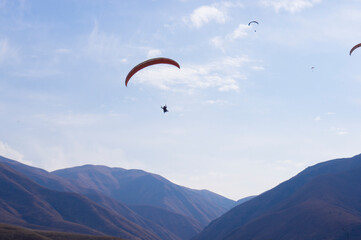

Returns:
53,165,235,226
0,223,124,240
0,162,161,240
0,156,183,239
194,154,361,240
130,205,203,240
0,156,222,239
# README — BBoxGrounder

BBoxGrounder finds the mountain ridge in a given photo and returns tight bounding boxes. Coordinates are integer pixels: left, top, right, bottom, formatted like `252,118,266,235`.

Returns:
193,154,361,240
0,162,161,240
52,164,235,226
0,155,234,240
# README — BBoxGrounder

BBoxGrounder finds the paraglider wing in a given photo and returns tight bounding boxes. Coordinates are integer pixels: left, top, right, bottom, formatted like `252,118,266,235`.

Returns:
125,57,180,86
248,21,259,26
350,43,361,56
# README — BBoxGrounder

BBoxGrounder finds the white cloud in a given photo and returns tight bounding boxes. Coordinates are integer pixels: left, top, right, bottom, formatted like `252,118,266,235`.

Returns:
184,2,243,28
0,141,26,163
187,5,227,28
147,49,162,58
260,0,322,13
251,66,265,71
228,24,249,40
133,56,251,92
210,24,250,50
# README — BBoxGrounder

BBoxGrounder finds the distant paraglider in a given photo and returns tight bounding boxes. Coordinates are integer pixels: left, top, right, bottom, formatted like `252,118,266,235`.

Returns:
350,43,361,56
125,57,180,87
161,105,168,113
248,21,259,32
248,21,259,26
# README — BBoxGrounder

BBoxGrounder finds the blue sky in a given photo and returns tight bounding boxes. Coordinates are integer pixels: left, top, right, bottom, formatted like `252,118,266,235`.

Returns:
1,0,361,200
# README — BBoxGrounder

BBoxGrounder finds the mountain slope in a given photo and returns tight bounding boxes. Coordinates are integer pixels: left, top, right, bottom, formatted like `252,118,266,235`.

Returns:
0,224,124,240
52,165,235,226
130,205,203,240
84,193,180,240
0,156,78,193
0,156,209,239
233,196,256,207
194,154,361,240
0,162,162,240
0,156,181,239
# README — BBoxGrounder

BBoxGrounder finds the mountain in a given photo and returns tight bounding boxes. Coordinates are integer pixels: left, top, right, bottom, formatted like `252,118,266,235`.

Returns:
0,156,78,193
193,154,361,240
0,156,184,239
52,165,235,226
129,205,203,240
0,156,234,239
0,224,124,240
85,193,185,240
0,162,163,240
234,195,256,207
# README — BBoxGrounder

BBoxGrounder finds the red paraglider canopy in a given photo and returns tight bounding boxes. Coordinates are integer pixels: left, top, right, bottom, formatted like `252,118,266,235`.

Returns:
350,43,361,56
125,57,180,87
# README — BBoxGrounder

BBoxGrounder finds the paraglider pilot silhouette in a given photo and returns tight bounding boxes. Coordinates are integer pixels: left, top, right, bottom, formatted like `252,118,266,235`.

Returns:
161,105,168,113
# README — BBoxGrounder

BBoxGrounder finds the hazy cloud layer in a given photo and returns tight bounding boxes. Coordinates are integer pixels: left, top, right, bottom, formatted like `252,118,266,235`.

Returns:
260,0,321,13
134,56,251,92
184,2,243,28
186,5,227,28
210,24,250,50
0,141,24,162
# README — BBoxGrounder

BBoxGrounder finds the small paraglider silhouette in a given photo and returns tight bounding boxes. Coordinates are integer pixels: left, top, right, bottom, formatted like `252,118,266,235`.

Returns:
248,21,259,32
311,66,315,71
161,105,168,113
